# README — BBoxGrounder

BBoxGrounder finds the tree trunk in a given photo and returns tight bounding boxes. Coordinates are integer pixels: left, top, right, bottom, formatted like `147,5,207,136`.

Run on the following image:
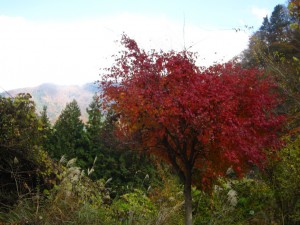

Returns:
184,172,193,225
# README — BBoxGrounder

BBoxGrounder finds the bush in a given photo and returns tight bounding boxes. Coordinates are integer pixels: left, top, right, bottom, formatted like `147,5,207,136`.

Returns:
0,158,113,224
193,177,274,225
111,189,157,225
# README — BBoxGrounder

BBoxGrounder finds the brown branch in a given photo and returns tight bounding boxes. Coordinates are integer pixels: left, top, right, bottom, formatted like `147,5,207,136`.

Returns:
162,135,186,183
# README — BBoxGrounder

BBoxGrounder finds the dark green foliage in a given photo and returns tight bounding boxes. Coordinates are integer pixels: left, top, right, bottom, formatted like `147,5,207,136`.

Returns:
86,94,103,146
40,106,51,130
39,105,53,150
242,4,299,66
193,177,275,225
97,149,158,197
0,93,40,149
47,99,89,168
262,5,291,44
241,4,295,67
0,94,56,210
43,96,159,197
88,109,160,196
85,94,105,174
0,93,39,207
263,135,300,224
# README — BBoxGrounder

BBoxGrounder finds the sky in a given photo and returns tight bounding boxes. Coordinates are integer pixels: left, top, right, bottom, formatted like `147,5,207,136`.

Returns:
0,0,286,90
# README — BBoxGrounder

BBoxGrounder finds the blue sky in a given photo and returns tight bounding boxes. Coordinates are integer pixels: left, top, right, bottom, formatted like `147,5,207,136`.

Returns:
0,0,284,27
0,0,285,90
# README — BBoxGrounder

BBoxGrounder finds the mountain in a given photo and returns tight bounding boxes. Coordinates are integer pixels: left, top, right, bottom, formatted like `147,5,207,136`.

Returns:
1,83,100,123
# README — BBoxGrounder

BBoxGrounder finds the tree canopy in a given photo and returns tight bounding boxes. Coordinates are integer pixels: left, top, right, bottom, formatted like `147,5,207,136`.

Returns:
101,35,285,225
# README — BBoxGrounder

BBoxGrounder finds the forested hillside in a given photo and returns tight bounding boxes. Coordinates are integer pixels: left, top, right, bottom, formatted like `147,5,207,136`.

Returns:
1,1,300,225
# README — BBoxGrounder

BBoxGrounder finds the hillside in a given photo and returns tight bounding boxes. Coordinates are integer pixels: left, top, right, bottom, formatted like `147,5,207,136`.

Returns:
1,83,99,123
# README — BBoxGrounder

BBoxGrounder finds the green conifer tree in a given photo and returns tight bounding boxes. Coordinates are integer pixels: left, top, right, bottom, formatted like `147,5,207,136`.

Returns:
86,94,103,147
39,105,52,149
50,100,89,166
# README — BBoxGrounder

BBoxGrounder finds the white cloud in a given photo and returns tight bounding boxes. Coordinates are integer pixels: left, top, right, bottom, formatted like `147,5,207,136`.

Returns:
0,14,250,90
251,7,269,20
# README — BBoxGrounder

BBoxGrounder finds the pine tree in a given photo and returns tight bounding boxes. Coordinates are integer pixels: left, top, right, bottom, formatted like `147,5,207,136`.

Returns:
49,100,89,164
39,105,52,149
86,94,104,147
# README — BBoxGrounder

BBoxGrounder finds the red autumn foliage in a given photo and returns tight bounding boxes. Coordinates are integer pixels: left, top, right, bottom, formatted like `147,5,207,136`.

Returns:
101,34,285,186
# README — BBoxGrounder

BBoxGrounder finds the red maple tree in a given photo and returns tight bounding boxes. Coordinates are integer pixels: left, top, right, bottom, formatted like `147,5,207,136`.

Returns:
101,35,285,225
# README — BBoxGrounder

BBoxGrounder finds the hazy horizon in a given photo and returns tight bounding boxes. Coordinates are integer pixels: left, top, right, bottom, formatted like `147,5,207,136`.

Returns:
0,0,285,90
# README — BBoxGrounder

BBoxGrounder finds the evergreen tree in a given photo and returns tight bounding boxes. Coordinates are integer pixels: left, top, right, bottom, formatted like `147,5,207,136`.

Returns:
259,16,271,45
80,103,160,195
268,5,291,43
39,105,52,149
84,94,105,176
86,94,103,147
242,4,293,67
49,100,89,165
40,105,51,128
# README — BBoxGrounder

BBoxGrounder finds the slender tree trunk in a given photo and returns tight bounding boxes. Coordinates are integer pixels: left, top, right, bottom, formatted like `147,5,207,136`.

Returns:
184,172,193,225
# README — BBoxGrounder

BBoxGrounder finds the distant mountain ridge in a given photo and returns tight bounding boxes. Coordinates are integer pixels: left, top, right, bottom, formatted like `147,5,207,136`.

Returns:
1,83,100,123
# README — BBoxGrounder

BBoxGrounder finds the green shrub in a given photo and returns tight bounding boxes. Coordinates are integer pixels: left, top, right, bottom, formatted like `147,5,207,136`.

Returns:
193,177,274,225
111,189,157,224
